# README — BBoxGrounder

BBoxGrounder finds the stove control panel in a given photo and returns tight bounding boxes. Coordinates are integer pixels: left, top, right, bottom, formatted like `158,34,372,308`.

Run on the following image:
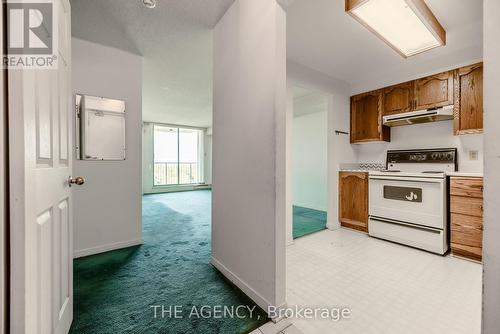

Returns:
387,148,457,166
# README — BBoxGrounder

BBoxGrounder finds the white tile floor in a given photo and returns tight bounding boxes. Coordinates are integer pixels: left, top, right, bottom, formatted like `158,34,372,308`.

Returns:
251,320,304,334
286,228,482,334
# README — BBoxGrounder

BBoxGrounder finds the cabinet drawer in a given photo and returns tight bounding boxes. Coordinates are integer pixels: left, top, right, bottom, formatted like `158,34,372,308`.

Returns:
450,177,483,198
450,196,483,217
451,214,483,248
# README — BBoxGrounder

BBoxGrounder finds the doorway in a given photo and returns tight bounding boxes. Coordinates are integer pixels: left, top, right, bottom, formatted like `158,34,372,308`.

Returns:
291,85,329,239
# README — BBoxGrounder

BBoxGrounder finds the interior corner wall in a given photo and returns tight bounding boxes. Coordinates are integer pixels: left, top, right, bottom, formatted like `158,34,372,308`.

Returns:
142,122,154,193
292,111,327,211
482,0,500,332
287,61,356,230
212,0,286,313
203,129,212,185
72,38,143,257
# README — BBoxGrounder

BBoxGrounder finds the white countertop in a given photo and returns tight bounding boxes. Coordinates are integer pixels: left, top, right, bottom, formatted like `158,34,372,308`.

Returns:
339,169,483,178
339,169,374,172
446,171,483,178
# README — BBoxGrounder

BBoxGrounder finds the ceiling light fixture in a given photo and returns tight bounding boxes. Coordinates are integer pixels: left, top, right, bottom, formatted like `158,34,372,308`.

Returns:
346,0,446,58
143,0,156,9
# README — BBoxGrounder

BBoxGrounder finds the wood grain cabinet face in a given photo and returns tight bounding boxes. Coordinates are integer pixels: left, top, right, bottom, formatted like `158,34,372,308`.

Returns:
414,70,454,110
350,63,482,143
339,172,368,232
450,177,484,262
454,63,483,135
350,90,390,144
383,81,414,115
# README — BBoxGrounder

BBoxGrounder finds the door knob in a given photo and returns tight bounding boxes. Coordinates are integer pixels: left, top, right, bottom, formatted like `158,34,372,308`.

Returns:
69,176,85,187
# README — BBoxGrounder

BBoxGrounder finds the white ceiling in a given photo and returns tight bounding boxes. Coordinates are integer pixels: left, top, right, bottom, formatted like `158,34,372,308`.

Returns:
287,0,483,93
71,0,235,128
71,0,483,127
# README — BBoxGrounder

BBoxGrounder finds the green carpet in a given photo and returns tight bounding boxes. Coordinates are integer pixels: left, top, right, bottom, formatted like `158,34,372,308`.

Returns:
293,205,327,239
70,190,268,334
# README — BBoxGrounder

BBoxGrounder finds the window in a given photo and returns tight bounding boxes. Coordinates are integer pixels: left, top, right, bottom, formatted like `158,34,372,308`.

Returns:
153,125,203,186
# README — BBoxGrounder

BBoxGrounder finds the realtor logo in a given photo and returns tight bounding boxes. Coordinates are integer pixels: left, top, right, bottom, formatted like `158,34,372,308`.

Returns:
3,0,58,69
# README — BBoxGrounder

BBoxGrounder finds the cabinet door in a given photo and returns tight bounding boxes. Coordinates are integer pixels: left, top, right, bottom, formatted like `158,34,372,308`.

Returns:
414,70,454,110
339,172,368,232
454,63,483,135
350,90,389,143
383,81,414,115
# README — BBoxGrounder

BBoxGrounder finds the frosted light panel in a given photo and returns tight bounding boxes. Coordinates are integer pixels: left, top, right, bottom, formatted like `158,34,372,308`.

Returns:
352,0,441,57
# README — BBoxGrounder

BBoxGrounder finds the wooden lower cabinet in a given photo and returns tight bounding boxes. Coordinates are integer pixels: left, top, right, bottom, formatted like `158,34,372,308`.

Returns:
450,177,484,262
339,171,368,232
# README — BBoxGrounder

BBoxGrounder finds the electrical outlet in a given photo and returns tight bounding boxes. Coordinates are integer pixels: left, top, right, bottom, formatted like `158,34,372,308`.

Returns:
469,150,479,161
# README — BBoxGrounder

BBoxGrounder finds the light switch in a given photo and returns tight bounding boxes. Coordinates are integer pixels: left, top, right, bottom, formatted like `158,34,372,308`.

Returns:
469,150,479,161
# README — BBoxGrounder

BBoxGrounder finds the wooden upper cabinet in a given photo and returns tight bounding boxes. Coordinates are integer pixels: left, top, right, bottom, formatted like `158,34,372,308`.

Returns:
350,90,390,144
339,171,368,233
414,70,454,110
454,63,483,135
350,63,481,143
383,81,414,115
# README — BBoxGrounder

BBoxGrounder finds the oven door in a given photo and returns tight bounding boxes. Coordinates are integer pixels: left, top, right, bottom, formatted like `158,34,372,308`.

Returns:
369,175,446,229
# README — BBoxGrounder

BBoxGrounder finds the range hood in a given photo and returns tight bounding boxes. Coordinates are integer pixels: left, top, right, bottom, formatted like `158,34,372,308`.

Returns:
383,105,454,127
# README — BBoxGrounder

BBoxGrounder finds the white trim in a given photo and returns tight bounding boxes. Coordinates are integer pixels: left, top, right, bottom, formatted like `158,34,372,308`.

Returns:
0,3,6,331
73,238,143,258
143,184,211,195
143,121,207,131
211,256,286,317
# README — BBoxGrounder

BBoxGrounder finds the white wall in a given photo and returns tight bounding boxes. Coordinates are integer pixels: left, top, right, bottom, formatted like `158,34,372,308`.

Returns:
482,0,500,332
212,0,286,313
72,38,143,257
203,130,212,185
287,60,356,230
292,111,327,211
354,121,483,173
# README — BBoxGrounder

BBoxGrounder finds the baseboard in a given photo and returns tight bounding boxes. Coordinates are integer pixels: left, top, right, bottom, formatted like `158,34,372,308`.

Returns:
327,221,341,230
73,238,143,258
143,184,211,195
210,256,277,315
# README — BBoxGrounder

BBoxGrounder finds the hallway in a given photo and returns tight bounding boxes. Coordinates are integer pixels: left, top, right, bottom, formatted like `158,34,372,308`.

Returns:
70,190,267,333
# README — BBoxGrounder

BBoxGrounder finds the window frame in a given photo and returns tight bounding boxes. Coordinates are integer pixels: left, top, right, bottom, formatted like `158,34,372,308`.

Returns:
152,123,205,187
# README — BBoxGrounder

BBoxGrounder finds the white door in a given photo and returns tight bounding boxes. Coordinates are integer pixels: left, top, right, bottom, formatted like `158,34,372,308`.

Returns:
8,0,74,333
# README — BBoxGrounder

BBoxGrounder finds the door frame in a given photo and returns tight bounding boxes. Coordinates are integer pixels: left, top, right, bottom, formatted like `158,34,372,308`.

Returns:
1,1,8,333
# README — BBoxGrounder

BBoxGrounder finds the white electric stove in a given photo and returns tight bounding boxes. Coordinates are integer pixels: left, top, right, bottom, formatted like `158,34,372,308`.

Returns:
368,148,457,255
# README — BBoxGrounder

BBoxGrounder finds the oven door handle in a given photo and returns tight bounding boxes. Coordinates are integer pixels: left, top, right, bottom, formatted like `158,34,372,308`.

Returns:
370,216,443,234
369,176,444,183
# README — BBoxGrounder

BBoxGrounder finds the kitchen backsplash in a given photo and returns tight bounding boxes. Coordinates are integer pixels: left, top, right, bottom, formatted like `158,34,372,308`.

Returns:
339,162,385,171
353,121,483,173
